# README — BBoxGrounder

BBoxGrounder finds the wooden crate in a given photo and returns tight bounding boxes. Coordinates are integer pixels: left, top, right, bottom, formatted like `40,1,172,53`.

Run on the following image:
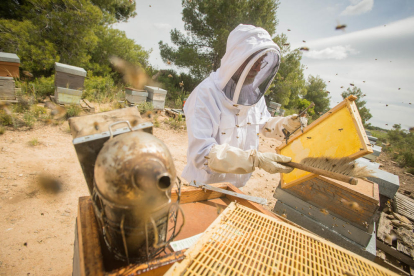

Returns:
72,183,293,276
277,95,373,189
0,77,15,100
125,87,147,104
284,175,380,232
0,52,20,78
55,62,86,90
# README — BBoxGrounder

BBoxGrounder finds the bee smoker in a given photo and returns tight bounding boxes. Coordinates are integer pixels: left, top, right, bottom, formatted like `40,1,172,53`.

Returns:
69,108,184,264
92,127,184,263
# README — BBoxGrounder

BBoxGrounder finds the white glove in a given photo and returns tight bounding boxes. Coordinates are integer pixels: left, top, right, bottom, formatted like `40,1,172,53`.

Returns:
283,114,308,133
207,144,293,174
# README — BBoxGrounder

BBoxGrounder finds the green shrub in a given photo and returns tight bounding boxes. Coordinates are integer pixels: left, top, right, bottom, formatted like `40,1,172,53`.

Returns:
0,126,5,135
165,114,186,130
153,115,160,128
66,105,82,118
29,138,39,146
137,101,153,114
33,75,55,98
407,168,414,175
174,98,183,109
83,74,121,103
0,110,13,126
32,105,48,118
23,112,36,128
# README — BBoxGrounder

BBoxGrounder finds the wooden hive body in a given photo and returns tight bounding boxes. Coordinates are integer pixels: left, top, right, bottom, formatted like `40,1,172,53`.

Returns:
284,175,380,232
0,52,20,78
277,95,373,189
0,77,16,100
54,62,86,90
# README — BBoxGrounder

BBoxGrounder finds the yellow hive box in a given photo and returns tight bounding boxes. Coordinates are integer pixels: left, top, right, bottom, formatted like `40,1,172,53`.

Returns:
277,95,373,189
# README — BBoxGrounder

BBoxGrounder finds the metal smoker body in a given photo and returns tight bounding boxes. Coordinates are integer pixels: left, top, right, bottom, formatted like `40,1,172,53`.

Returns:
93,129,183,263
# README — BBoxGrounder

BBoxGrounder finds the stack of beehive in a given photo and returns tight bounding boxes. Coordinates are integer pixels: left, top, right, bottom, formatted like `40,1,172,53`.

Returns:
273,96,380,260
145,86,167,110
0,52,20,100
125,87,148,105
54,62,86,105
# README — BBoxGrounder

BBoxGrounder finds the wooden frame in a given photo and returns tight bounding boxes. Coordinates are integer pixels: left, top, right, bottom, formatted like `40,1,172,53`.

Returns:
277,95,373,189
73,183,293,276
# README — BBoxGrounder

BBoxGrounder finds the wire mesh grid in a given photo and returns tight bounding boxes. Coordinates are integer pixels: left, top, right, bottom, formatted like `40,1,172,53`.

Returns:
167,202,396,276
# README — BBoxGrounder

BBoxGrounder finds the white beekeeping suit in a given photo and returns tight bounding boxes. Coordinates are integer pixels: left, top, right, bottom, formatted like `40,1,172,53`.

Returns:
182,24,303,188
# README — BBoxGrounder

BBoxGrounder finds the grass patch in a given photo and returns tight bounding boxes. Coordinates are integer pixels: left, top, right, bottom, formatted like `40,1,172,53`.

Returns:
0,110,14,126
23,112,36,128
32,105,48,118
66,105,82,118
153,115,160,128
0,126,5,135
137,101,154,114
29,138,39,146
165,114,186,130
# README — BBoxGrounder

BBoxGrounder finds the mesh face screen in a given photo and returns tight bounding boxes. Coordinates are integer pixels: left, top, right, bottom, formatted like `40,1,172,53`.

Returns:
168,203,396,276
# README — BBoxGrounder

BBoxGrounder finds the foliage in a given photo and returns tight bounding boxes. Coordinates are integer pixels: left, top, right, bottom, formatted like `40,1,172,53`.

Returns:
0,0,147,80
137,102,154,114
0,110,13,126
66,105,82,118
159,0,279,80
153,115,160,128
304,75,330,119
32,105,48,118
153,69,197,102
23,112,36,128
341,87,372,125
33,76,55,98
83,74,124,103
370,129,387,146
165,114,186,130
29,137,39,146
0,126,4,135
267,34,307,108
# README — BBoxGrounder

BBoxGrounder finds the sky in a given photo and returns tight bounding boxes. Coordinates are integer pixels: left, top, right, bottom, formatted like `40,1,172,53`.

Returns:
115,0,414,130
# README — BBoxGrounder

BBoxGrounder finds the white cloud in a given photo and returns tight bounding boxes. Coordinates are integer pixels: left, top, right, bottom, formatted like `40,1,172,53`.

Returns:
340,0,374,16
153,23,172,30
303,45,358,60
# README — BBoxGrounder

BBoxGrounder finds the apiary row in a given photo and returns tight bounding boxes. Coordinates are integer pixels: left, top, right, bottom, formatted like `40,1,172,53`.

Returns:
125,86,168,110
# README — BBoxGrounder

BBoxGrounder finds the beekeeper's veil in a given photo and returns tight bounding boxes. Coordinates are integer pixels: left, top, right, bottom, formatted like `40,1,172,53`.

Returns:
217,24,281,106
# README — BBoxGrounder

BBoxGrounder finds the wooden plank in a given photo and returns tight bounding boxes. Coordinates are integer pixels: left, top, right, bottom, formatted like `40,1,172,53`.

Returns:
77,196,104,276
107,251,185,276
377,212,394,245
377,240,414,267
277,96,373,189
171,183,229,204
285,176,380,231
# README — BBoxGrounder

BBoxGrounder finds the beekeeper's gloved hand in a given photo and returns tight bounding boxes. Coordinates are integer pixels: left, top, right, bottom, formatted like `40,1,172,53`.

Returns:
283,114,308,133
207,144,293,174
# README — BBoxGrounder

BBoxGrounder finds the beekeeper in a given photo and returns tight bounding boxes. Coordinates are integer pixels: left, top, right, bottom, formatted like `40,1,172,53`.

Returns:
182,24,306,188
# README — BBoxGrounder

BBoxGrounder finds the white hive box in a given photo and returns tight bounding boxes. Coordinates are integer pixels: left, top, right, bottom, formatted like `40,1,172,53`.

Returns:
55,87,82,104
125,87,147,104
145,86,167,101
0,76,16,100
55,62,86,90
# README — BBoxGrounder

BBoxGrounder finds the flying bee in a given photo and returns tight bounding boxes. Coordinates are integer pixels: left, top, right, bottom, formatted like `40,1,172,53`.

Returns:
179,81,184,87
320,209,329,215
265,128,271,132
326,91,330,94
398,88,401,90
93,122,99,130
363,81,365,83
287,29,291,31
168,74,173,78
340,86,344,88
167,59,171,65
350,83,354,86
283,43,290,46
300,47,309,51
386,104,388,107
335,24,347,30
302,40,306,43
23,70,33,78
109,56,148,89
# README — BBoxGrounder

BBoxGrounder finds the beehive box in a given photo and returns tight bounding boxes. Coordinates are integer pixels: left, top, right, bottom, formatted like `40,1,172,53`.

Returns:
147,98,165,110
283,176,380,233
277,95,373,189
145,86,167,101
0,77,15,100
0,52,20,78
54,62,86,90
54,87,82,104
125,87,147,104
268,101,281,110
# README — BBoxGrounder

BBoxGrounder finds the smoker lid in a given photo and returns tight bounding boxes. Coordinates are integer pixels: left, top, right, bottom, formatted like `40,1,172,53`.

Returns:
55,62,87,77
0,52,20,63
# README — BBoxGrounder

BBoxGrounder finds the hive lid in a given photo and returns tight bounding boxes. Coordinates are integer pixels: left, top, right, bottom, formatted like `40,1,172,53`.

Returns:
55,62,87,77
277,95,373,189
0,52,20,63
145,86,167,94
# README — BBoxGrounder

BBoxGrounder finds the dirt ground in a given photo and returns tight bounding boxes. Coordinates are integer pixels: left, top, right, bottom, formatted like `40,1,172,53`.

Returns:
0,113,282,276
